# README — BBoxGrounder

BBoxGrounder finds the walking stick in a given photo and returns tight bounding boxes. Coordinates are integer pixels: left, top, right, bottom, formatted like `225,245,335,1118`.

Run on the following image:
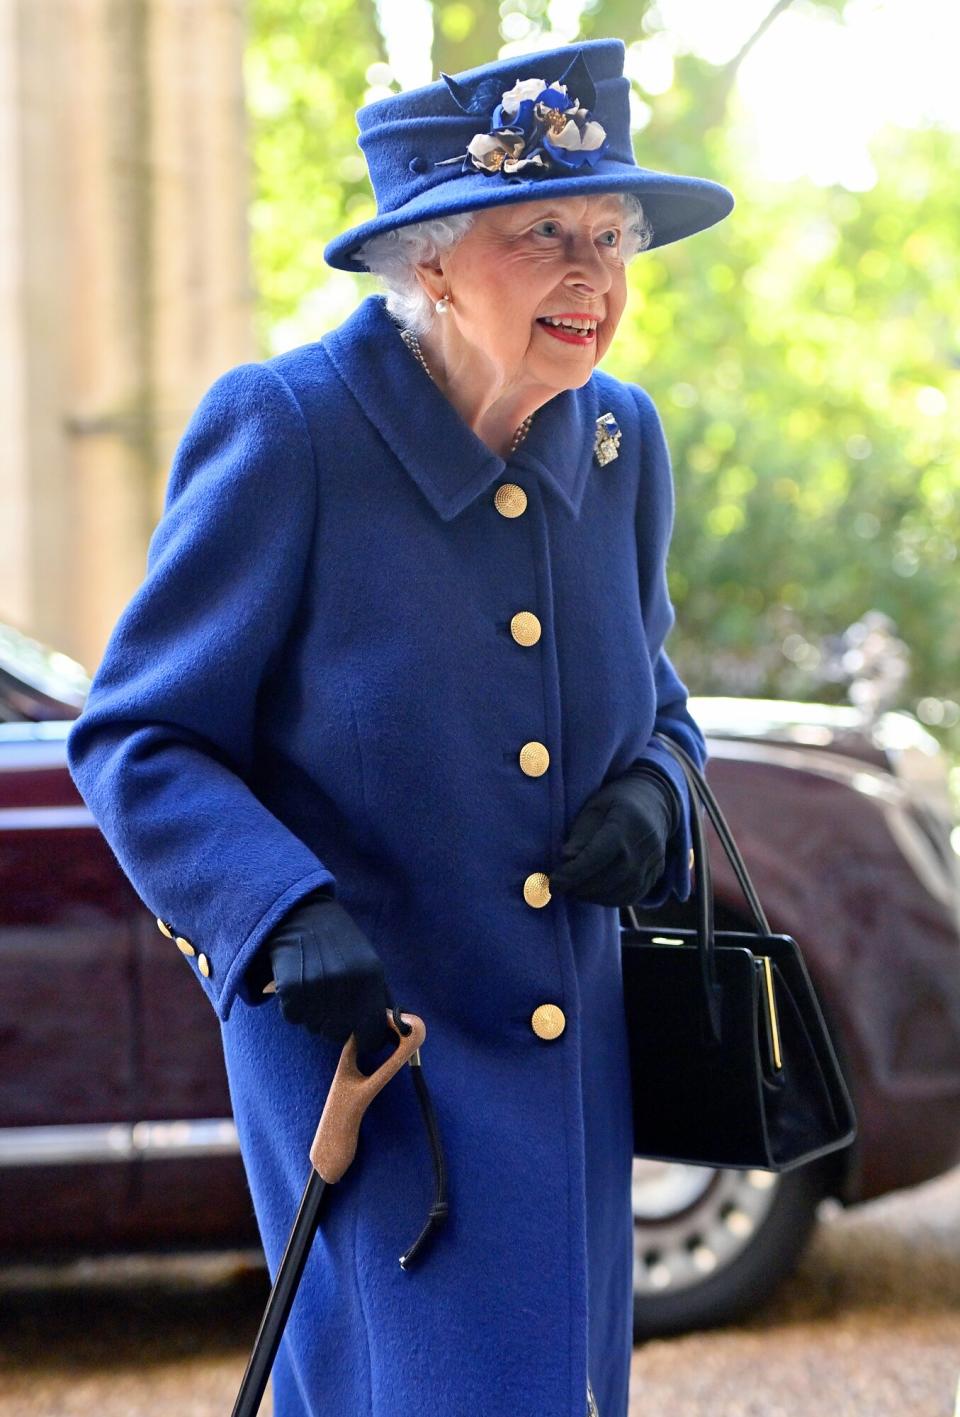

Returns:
231,1004,446,1417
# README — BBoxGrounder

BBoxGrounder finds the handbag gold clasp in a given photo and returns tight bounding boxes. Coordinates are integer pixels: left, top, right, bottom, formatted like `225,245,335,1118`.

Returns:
758,955,783,1071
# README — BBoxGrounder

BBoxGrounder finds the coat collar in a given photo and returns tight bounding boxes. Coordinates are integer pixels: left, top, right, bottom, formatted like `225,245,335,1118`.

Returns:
322,294,601,521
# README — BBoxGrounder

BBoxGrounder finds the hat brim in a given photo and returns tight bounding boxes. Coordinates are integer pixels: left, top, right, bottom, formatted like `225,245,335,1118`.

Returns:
323,161,734,272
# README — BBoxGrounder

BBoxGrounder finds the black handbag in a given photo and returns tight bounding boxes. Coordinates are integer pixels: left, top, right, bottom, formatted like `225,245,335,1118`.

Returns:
620,730,858,1172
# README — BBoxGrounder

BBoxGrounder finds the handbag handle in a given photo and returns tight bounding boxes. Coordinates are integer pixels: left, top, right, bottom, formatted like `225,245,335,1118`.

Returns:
651,737,724,1046
651,731,772,937
625,731,775,1047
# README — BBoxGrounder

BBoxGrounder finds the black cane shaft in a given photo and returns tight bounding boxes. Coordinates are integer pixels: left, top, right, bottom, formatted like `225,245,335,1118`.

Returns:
231,1169,329,1417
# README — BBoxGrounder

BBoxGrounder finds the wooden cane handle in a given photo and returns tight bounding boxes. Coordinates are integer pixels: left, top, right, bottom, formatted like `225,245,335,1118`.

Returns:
308,1010,427,1183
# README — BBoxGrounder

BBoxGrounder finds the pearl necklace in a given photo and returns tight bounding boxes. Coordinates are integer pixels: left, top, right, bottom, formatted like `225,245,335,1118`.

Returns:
400,327,534,455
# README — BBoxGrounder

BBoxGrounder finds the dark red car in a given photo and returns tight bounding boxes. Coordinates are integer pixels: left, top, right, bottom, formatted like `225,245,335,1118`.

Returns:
2,620,958,1336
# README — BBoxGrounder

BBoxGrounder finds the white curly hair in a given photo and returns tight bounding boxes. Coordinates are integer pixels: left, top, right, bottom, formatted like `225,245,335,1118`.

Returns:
354,191,654,337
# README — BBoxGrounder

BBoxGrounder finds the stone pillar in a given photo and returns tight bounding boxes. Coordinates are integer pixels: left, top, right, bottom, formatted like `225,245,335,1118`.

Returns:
0,0,255,673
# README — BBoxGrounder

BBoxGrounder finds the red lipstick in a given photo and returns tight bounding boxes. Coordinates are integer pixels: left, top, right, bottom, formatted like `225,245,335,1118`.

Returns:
535,314,597,346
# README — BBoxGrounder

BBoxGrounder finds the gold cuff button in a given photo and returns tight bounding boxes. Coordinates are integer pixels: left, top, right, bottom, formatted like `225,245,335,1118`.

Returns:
175,936,195,957
519,741,549,777
523,871,552,908
510,611,541,646
197,953,211,978
531,1003,566,1039
493,483,527,518
156,918,173,938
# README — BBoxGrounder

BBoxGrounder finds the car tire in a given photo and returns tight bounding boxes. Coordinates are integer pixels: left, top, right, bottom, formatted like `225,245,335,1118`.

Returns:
632,1154,830,1340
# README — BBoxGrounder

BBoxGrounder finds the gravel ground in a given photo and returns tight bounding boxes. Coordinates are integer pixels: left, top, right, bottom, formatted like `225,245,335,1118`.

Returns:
1,1164,958,1417
630,1165,960,1416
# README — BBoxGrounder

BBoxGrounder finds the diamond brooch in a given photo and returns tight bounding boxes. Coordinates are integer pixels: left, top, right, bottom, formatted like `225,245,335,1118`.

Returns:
594,412,621,466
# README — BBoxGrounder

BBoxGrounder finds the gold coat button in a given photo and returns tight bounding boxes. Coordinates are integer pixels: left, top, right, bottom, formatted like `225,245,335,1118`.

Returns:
523,872,552,908
519,741,549,777
493,483,527,518
175,935,195,957
531,1003,566,1039
510,611,541,646
689,848,695,869
156,917,173,938
197,953,211,978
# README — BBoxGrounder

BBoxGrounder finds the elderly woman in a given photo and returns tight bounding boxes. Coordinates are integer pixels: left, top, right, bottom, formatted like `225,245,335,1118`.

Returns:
66,36,732,1417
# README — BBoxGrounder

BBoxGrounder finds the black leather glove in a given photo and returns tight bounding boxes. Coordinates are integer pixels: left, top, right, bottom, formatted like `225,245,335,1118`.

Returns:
246,887,395,1056
548,763,682,908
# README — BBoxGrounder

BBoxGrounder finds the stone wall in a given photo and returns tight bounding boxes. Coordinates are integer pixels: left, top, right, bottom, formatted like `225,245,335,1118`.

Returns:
0,0,255,671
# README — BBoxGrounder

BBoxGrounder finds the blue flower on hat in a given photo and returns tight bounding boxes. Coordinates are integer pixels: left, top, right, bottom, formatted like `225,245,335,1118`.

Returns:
435,70,609,181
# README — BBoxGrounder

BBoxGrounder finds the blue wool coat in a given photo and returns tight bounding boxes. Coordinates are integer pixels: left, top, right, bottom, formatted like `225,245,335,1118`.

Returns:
66,292,707,1417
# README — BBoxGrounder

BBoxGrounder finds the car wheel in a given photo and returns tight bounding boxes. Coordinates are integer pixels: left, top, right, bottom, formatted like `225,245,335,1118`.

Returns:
631,1154,829,1339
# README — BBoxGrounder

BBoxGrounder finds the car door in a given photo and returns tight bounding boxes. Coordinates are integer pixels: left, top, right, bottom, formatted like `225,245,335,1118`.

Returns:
0,722,138,1253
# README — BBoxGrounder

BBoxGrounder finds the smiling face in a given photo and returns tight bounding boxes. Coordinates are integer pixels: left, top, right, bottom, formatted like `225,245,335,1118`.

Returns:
413,192,630,397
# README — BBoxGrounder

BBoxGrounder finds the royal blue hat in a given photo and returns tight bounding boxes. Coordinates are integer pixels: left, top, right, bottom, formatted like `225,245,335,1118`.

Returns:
323,37,734,272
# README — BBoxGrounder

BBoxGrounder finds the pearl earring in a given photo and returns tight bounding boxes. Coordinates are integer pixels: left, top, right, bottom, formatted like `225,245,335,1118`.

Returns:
435,294,450,313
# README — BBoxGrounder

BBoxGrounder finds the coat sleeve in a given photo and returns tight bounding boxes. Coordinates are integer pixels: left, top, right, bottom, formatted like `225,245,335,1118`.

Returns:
65,361,337,1022
627,383,708,909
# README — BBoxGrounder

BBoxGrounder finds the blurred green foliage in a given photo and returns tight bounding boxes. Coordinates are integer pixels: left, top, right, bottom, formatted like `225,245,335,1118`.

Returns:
246,0,959,773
